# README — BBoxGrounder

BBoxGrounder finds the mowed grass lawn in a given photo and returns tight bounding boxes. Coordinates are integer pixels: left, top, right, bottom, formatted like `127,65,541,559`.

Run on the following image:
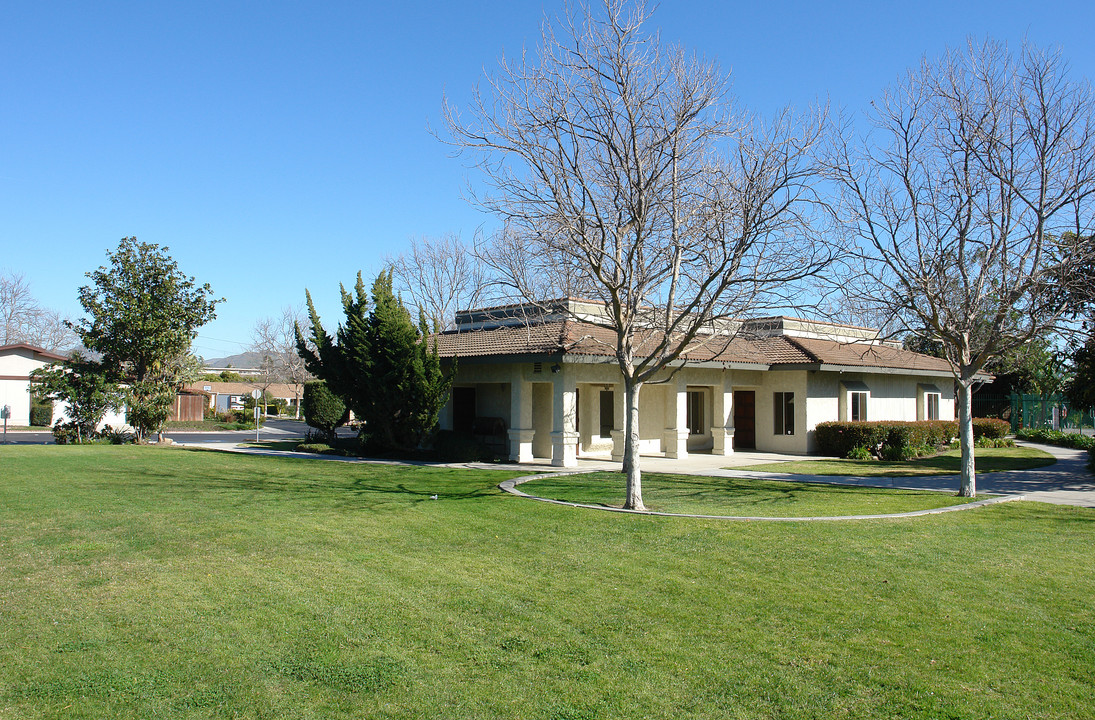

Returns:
517,473,979,516
0,447,1092,719
735,446,1057,476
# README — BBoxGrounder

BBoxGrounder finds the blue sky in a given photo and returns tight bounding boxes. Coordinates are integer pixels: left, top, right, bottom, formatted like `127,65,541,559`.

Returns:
3,0,1093,360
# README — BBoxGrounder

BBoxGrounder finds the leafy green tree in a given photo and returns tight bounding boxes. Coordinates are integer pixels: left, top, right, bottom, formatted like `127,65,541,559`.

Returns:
31,352,124,442
301,380,345,443
1065,338,1095,409
73,237,221,441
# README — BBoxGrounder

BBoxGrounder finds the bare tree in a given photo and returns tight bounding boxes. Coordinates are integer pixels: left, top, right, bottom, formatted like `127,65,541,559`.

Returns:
822,39,1095,497
390,233,487,330
1,270,78,352
445,0,830,510
251,306,313,417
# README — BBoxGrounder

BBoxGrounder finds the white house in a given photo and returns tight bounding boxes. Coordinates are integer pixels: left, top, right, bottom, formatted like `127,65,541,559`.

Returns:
0,343,131,430
434,300,959,467
0,343,67,426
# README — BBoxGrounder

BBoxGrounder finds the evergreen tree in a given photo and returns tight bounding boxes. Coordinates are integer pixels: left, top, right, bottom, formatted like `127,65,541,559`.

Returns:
295,270,452,452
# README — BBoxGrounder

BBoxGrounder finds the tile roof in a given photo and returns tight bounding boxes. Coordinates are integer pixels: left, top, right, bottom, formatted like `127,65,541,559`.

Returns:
434,319,956,374
783,336,954,373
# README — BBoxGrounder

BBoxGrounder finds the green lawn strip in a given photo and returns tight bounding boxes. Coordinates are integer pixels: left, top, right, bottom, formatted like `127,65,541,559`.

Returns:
0,446,1093,719
733,446,1056,476
518,472,976,516
164,419,259,431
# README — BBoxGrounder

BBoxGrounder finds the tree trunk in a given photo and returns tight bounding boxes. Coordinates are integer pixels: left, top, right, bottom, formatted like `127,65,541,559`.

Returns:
957,379,976,497
623,379,646,511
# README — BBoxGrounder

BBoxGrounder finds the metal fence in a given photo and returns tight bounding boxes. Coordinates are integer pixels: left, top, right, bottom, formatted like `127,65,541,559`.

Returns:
973,393,1095,433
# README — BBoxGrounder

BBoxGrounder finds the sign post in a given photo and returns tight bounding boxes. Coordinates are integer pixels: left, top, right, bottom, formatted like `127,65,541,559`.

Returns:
1,405,9,443
251,389,262,442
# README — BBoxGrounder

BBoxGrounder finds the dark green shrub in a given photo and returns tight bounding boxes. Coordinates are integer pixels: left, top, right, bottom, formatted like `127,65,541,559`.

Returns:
302,381,346,443
815,420,958,458
30,399,53,427
972,418,1010,440
433,430,493,462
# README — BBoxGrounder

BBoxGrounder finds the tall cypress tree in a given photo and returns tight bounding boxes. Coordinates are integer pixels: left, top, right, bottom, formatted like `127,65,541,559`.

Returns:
296,270,451,452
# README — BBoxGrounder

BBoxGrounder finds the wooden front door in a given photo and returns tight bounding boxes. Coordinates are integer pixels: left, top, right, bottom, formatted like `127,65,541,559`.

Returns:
733,390,756,450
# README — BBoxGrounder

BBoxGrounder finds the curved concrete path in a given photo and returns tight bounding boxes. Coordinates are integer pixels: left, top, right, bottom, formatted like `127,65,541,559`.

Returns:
498,470,1023,521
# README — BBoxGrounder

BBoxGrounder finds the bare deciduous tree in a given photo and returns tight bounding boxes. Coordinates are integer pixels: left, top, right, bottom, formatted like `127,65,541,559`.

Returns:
251,306,313,417
822,39,1095,497
390,233,487,330
445,0,830,510
1,270,78,352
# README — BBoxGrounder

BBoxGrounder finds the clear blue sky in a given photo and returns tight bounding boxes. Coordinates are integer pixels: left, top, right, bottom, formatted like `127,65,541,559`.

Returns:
3,0,1093,360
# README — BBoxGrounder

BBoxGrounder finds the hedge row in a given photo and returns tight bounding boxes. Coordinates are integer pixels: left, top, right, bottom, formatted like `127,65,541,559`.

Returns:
1015,428,1095,451
815,420,958,459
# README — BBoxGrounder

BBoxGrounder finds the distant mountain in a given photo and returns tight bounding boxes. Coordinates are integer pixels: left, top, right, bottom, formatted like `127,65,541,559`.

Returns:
204,351,264,369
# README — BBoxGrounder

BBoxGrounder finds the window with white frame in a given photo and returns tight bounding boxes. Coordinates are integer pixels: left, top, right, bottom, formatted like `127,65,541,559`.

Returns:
773,391,794,435
850,391,868,422
926,392,940,420
919,383,942,421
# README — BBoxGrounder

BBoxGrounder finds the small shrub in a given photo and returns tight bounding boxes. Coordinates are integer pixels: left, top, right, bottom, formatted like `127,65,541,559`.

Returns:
100,424,135,445
302,381,346,443
29,400,53,427
846,445,873,460
972,418,1010,440
976,436,1015,449
880,443,917,461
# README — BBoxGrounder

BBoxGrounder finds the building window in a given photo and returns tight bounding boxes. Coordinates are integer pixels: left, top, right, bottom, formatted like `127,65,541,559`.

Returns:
926,393,940,421
850,391,867,422
773,392,794,435
599,390,614,438
687,390,704,435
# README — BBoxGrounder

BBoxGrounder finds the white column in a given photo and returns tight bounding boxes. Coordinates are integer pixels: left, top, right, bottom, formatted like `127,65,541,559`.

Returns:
508,376,534,463
610,383,626,462
550,368,578,467
663,376,689,459
712,372,735,455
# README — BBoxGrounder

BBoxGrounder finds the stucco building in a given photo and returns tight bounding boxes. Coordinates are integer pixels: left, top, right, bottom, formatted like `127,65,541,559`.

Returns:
434,300,957,467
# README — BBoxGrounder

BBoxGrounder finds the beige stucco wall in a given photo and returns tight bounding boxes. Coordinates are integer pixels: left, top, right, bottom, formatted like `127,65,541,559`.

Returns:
440,359,957,460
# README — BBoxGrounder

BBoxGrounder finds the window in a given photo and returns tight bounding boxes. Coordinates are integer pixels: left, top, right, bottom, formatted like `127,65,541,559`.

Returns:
773,392,794,435
850,391,867,422
599,390,614,438
687,390,704,435
926,393,940,420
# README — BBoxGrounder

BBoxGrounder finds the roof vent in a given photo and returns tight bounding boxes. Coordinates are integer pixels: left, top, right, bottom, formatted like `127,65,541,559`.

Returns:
533,362,543,373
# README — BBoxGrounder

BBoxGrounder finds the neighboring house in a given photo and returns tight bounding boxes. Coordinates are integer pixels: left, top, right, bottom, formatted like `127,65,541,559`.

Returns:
0,343,67,426
0,343,129,429
185,381,304,414
434,300,962,467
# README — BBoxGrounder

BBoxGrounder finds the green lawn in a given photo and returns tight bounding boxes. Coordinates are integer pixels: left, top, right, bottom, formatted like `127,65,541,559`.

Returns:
734,446,1056,476
518,472,978,516
1,446,1093,719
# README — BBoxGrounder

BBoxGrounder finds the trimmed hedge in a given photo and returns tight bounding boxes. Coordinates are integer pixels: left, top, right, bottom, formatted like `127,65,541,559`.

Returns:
972,418,1010,440
30,400,53,427
814,420,958,459
1015,428,1095,451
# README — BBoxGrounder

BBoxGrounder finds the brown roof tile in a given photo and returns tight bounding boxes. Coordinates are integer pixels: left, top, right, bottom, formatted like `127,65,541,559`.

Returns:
782,336,954,373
